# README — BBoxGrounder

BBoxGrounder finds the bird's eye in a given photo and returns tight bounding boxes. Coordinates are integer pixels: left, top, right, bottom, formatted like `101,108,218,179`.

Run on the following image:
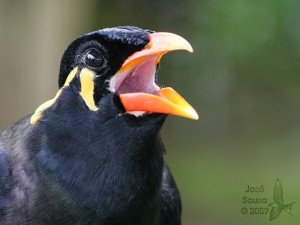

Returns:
84,49,104,68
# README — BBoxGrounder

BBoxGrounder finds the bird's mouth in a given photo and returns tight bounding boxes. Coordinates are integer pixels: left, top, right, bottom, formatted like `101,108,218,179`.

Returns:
109,32,198,120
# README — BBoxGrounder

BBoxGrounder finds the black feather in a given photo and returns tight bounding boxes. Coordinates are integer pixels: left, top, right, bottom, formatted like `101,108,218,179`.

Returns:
0,26,182,225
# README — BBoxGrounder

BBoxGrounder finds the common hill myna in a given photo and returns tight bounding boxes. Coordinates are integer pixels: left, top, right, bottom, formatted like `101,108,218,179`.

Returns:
0,26,198,225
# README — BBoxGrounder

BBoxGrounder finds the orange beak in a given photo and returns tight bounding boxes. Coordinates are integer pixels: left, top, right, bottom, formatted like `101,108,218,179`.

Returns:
109,32,198,120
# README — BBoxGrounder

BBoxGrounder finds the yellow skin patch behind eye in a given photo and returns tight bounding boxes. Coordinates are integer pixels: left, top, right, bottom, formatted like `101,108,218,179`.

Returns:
30,67,98,125
79,68,98,111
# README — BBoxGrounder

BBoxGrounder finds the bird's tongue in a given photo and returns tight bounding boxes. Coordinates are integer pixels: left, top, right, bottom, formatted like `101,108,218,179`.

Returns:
110,32,198,120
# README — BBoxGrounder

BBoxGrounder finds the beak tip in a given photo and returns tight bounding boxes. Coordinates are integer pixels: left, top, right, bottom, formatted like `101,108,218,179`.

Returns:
188,46,194,53
149,32,194,54
193,115,199,120
187,109,199,120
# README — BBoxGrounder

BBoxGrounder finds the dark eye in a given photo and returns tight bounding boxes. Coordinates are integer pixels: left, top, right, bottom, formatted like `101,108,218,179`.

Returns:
84,49,104,68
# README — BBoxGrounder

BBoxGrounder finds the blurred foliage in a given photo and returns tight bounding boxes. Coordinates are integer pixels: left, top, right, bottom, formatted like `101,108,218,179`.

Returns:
0,0,299,224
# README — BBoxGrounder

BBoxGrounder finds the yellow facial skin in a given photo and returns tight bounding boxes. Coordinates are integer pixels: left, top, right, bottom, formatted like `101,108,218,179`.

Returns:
31,67,98,125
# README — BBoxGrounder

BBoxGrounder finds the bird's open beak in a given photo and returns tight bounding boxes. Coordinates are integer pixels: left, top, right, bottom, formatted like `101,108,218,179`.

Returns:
109,32,198,120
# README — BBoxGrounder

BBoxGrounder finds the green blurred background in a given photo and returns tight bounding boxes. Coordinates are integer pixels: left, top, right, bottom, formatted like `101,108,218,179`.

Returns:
0,0,299,224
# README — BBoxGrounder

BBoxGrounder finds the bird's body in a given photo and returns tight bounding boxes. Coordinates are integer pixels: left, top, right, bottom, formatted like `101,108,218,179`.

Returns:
0,26,197,225
0,116,180,225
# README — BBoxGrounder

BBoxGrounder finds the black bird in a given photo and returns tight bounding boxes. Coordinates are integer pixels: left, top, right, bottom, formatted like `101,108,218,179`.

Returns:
0,26,198,225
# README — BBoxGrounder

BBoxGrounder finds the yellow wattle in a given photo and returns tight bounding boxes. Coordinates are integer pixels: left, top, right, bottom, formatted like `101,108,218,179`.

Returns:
30,67,98,125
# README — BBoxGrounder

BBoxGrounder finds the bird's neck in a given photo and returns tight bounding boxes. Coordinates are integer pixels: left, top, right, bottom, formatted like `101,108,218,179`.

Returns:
32,113,166,223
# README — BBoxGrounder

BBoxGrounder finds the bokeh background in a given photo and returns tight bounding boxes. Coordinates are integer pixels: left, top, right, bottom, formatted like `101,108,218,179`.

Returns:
1,0,300,224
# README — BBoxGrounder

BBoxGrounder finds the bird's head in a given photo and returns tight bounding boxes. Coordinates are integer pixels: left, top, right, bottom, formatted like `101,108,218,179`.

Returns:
31,26,198,124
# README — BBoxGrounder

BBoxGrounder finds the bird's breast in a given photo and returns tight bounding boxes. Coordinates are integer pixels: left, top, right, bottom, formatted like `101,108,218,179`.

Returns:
31,114,165,221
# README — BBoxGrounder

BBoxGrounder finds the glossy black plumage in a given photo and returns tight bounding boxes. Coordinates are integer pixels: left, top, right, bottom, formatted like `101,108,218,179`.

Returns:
0,26,182,225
